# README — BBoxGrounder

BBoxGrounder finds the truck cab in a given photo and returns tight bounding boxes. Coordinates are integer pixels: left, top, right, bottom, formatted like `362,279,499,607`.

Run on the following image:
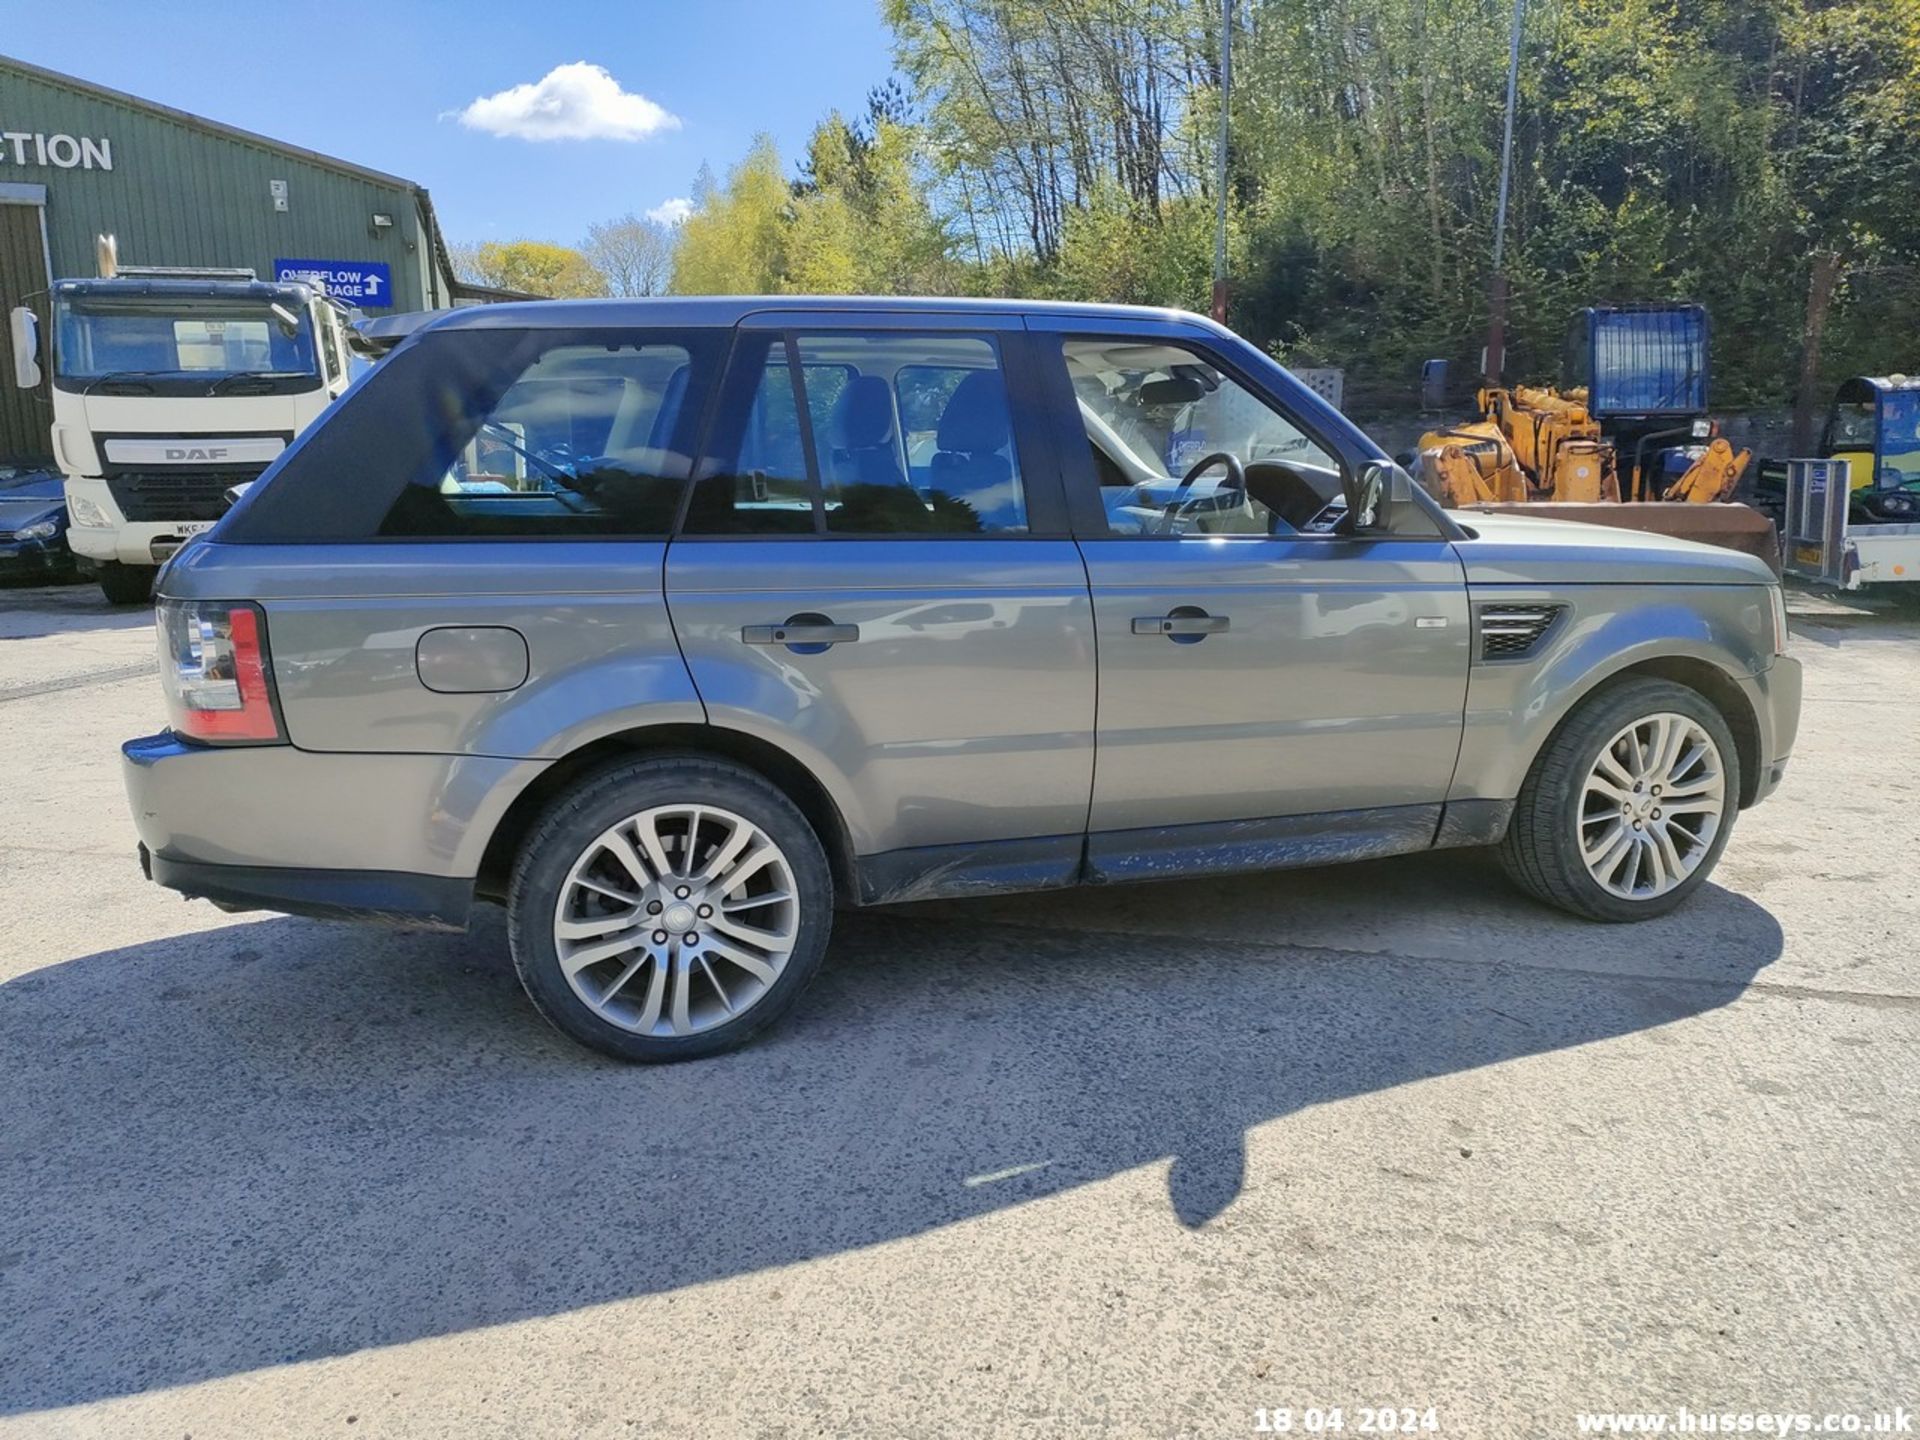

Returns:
1822,376,1920,501
40,274,353,602
1757,375,1920,534
1560,303,1719,501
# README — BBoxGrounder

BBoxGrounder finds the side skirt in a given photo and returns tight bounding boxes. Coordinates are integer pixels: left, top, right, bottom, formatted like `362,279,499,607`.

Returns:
851,799,1515,906
854,834,1083,906
1083,804,1443,886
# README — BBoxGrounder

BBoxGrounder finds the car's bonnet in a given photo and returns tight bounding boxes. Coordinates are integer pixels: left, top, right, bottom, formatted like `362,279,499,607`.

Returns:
1452,510,1777,587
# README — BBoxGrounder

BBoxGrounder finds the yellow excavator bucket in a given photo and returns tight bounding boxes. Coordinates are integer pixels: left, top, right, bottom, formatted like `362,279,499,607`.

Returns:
1414,419,1529,506
1414,382,1777,570
1663,437,1751,503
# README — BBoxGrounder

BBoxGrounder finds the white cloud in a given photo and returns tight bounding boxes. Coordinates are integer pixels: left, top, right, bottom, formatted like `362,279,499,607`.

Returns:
454,63,680,142
646,197,694,227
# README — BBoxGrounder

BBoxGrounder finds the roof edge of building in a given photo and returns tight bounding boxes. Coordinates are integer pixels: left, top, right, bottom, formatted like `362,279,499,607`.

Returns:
0,51,424,196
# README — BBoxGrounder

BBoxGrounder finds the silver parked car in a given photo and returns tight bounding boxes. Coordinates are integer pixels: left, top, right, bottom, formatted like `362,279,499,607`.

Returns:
122,298,1801,1061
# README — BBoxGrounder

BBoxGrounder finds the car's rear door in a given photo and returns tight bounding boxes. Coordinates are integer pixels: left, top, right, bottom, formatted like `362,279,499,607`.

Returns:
1028,316,1471,865
664,311,1096,889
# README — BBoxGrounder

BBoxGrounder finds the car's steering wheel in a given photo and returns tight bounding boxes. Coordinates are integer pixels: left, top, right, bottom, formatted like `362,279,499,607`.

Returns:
1157,451,1247,535
480,421,584,494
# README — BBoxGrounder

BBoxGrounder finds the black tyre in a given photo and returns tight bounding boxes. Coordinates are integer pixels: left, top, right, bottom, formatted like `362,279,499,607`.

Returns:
1499,678,1741,922
507,755,833,1062
98,562,157,606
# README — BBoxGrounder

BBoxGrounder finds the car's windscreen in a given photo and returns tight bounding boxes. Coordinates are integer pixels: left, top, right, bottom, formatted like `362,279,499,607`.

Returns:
54,297,318,385
1826,401,1878,450
1877,391,1920,485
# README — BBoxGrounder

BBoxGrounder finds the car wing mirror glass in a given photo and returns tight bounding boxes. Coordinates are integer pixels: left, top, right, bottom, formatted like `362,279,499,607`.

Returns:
1342,460,1391,532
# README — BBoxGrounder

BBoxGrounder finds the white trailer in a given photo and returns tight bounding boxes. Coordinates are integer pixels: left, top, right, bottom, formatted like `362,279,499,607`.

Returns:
1780,458,1920,590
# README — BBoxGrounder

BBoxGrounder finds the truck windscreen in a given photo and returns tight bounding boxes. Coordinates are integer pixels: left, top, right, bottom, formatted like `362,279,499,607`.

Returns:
54,296,319,389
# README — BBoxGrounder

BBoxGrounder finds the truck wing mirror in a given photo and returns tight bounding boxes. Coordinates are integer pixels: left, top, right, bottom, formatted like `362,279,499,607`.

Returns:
9,307,40,389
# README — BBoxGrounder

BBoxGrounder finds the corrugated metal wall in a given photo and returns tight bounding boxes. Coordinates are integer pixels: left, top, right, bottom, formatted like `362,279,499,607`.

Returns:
0,60,443,310
0,192,53,462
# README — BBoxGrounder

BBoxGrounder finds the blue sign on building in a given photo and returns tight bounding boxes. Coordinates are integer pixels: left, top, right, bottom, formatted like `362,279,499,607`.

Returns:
273,258,394,309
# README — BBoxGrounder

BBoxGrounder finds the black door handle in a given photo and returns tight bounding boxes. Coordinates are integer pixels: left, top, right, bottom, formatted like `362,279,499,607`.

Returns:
742,620,860,647
1132,612,1230,637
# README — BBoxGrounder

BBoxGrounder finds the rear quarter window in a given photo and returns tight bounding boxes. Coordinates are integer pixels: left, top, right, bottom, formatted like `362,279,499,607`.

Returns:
224,326,724,542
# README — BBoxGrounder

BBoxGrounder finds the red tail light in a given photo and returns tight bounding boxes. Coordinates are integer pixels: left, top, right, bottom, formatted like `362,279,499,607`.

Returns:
155,599,285,745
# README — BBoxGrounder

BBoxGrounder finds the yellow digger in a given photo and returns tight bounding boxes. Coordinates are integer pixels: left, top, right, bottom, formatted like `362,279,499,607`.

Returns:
1414,304,1777,567
1418,384,1750,508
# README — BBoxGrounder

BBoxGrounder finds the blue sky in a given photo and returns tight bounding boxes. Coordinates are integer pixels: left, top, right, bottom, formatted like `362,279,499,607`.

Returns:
3,0,897,243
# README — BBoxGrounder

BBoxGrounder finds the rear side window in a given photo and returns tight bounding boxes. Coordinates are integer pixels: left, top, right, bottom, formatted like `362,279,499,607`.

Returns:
223,326,722,543
381,337,709,537
685,330,1030,536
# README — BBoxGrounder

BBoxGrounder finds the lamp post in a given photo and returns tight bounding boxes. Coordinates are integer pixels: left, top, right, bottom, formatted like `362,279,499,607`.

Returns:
1486,0,1525,383
1212,0,1232,323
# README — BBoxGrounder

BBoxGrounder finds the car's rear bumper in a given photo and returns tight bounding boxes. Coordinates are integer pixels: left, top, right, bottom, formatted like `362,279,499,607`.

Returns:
139,844,472,929
122,732,547,924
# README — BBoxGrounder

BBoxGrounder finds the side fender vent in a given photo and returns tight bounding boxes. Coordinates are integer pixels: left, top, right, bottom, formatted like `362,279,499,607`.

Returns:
1478,603,1564,660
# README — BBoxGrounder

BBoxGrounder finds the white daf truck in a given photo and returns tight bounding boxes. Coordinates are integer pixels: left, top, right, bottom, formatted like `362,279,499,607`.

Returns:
10,269,354,602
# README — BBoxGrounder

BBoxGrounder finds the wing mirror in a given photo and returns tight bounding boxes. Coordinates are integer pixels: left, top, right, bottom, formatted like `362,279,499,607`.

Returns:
9,306,40,389
1341,460,1396,533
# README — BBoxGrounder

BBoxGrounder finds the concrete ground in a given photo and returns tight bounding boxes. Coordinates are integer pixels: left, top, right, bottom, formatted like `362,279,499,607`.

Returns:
0,580,1914,1439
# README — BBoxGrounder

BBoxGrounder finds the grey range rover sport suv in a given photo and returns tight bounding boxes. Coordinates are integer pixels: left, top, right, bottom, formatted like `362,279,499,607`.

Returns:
124,297,1802,1062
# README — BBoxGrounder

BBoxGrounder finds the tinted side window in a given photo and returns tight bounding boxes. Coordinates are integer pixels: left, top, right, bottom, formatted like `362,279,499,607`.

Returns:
225,327,723,543
380,335,712,538
709,356,859,534
686,330,1029,536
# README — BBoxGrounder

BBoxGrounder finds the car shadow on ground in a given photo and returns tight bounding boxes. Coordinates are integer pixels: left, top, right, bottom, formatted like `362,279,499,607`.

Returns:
0,876,1782,1414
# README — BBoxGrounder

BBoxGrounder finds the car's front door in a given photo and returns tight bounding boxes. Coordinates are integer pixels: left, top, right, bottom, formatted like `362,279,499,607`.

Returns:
665,313,1096,887
1030,319,1470,858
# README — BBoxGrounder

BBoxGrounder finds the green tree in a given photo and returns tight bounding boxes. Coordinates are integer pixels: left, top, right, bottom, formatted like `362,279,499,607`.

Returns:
672,0,1920,409
798,112,958,293
454,240,607,298
669,140,791,294
1052,185,1226,311
668,115,956,297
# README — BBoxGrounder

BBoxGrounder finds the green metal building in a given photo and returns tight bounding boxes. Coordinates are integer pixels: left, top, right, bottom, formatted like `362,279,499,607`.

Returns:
0,53,484,463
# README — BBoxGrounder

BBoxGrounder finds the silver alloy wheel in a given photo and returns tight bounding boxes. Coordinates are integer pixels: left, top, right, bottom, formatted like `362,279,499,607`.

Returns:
1577,711,1727,901
552,804,800,1037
